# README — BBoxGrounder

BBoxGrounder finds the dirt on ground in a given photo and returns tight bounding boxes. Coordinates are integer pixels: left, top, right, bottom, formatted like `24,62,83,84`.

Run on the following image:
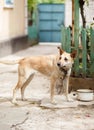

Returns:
0,45,94,130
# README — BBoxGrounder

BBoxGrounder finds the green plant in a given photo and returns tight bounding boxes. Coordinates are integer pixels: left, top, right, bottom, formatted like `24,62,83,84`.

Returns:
28,0,37,11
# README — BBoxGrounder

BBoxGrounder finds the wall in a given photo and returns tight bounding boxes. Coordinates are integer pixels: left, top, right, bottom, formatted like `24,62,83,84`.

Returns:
85,0,94,26
0,0,28,57
0,0,28,41
65,0,72,27
65,0,94,27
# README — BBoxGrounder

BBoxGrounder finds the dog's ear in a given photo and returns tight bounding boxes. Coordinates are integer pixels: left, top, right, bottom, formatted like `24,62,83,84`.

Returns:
57,47,64,55
71,50,77,59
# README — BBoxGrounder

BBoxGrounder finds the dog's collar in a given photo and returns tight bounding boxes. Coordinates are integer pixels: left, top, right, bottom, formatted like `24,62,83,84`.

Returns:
60,68,68,75
59,68,68,80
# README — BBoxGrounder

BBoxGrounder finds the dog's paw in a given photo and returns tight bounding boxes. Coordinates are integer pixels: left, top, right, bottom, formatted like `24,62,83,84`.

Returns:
67,98,74,102
21,98,27,101
12,99,18,105
50,100,57,105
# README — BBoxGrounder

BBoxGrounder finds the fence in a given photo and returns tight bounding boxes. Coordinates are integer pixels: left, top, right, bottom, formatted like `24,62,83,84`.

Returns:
61,26,94,78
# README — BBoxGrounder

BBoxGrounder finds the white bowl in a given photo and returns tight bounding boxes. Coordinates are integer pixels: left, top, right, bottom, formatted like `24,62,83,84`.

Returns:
77,89,94,101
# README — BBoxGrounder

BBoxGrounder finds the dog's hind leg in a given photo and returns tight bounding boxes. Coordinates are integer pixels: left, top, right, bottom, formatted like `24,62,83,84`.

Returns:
50,76,57,104
12,65,27,104
12,75,26,104
21,73,35,101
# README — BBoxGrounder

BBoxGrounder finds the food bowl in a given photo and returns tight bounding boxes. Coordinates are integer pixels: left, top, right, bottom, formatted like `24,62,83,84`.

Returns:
77,89,94,101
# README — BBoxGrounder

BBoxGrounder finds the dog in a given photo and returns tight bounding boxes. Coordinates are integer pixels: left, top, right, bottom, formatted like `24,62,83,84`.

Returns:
0,47,76,104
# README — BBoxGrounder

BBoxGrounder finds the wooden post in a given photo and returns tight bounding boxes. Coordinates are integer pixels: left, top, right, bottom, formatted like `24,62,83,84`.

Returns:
74,0,79,76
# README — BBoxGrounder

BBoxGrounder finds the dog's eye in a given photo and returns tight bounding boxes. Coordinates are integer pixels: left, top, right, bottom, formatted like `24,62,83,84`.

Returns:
64,57,68,61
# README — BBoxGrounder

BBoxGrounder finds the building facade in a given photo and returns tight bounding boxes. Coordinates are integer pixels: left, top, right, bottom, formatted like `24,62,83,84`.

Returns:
0,0,28,57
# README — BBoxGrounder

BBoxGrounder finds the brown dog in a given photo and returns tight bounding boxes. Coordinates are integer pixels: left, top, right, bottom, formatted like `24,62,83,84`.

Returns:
0,47,76,104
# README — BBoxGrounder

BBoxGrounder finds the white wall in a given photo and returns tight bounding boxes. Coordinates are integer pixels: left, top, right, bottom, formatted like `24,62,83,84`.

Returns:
65,0,94,27
0,0,28,42
85,0,94,26
65,0,72,27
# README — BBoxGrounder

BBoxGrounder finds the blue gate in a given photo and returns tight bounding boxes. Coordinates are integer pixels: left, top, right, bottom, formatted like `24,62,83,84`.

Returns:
38,4,65,42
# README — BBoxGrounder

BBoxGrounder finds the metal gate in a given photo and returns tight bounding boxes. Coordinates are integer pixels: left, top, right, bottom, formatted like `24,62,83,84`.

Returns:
38,4,65,42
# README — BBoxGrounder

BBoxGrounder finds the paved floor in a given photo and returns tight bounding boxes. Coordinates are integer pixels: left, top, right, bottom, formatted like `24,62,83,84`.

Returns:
0,45,94,130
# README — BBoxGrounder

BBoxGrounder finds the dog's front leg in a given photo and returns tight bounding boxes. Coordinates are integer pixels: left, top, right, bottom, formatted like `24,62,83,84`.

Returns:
50,76,57,104
63,76,70,101
63,76,74,102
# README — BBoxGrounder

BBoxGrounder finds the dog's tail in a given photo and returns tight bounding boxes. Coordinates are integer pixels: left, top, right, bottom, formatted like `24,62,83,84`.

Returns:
0,60,20,65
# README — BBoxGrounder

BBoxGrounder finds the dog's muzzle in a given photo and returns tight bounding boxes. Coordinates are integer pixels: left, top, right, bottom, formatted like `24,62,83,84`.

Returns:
57,62,66,68
57,62,66,70
57,62,72,70
57,62,60,67
57,63,67,74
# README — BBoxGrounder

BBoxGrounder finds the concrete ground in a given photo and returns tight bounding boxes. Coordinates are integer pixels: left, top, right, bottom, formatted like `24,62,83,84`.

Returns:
0,45,94,130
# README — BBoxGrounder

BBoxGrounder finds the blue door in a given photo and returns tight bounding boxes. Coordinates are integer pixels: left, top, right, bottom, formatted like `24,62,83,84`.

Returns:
38,4,65,42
